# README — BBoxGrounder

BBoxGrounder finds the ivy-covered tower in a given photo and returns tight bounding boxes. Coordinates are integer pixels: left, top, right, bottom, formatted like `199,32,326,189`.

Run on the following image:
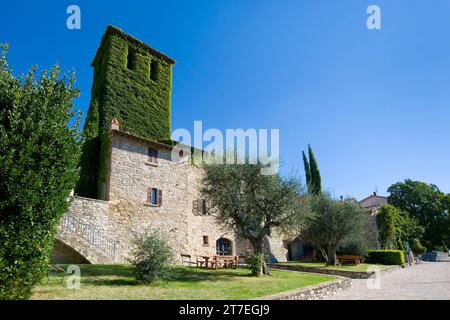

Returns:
76,25,176,198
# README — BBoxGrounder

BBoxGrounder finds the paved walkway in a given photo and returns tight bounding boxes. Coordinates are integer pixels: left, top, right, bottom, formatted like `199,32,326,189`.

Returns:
326,262,450,300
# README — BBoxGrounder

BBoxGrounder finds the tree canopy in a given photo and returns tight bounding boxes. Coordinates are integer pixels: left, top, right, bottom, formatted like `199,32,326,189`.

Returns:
376,204,424,250
201,162,309,275
388,179,449,248
303,194,368,266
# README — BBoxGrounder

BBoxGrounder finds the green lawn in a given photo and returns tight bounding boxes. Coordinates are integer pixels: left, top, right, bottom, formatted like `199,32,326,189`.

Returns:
31,264,336,300
280,262,393,272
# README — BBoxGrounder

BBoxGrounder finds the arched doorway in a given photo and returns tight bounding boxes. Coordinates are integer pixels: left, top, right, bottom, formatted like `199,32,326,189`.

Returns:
216,238,232,255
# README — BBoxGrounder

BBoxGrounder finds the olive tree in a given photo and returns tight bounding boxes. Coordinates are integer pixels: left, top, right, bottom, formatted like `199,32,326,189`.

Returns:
303,194,368,266
201,162,308,276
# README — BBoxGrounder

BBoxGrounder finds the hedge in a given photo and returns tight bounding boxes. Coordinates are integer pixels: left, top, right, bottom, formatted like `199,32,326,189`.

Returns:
366,250,405,266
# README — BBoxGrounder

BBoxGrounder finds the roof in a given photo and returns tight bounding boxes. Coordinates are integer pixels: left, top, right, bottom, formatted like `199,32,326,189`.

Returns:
359,194,388,204
108,128,206,156
91,25,176,67
109,128,175,151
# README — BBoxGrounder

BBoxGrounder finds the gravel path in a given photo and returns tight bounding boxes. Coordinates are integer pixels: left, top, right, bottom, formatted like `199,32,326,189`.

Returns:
326,262,450,300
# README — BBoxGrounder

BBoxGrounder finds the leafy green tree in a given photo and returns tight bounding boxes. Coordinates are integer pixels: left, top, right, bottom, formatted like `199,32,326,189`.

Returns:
302,145,321,195
0,45,81,299
388,179,449,248
376,204,424,250
201,162,309,276
303,194,368,266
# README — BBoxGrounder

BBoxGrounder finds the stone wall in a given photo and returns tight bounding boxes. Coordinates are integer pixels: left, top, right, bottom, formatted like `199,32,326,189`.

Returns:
66,196,110,231
269,263,401,279
51,239,90,264
54,196,115,264
258,276,352,300
55,133,291,264
106,133,291,263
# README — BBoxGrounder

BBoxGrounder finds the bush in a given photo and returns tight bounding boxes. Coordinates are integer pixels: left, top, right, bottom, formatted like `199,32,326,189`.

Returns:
0,45,81,299
410,239,426,255
128,228,174,284
367,250,405,266
245,253,267,276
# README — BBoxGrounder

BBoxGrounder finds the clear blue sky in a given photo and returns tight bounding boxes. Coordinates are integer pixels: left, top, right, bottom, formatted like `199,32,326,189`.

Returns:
2,0,450,200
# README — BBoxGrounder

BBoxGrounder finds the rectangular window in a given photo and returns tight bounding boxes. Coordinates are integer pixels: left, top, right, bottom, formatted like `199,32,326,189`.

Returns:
201,199,207,215
150,59,160,81
127,47,135,70
147,188,162,206
148,148,158,164
193,198,208,215
203,236,209,245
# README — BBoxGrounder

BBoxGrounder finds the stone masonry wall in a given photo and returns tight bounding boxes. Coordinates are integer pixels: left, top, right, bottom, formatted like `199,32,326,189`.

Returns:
106,133,291,263
56,133,291,263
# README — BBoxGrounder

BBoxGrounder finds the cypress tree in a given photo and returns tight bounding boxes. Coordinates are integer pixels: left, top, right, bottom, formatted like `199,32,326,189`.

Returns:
308,144,322,195
302,151,312,193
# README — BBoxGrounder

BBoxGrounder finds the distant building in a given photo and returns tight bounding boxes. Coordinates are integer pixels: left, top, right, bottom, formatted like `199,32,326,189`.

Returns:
359,192,388,249
359,192,388,213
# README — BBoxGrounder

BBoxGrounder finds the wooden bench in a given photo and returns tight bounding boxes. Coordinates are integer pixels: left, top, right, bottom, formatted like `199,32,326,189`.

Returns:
181,253,195,267
337,255,364,265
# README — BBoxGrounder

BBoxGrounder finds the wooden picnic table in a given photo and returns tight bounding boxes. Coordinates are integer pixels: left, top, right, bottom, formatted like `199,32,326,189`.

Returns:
196,255,238,269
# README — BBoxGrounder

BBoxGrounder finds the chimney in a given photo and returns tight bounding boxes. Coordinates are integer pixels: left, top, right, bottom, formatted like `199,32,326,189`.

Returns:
373,191,377,196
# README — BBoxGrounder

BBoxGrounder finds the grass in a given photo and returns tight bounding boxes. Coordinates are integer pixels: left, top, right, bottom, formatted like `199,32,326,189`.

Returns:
31,264,336,300
280,262,393,272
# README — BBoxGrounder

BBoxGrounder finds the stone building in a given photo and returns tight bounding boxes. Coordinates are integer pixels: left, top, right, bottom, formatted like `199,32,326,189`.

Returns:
359,192,388,249
51,25,290,264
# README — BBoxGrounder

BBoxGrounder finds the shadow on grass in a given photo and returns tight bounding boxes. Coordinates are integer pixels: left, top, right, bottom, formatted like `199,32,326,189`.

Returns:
51,264,254,287
55,264,134,277
169,267,254,284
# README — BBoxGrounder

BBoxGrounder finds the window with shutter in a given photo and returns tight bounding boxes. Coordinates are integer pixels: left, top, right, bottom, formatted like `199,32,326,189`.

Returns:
147,188,152,204
148,148,158,164
201,199,207,215
193,199,199,214
147,188,161,206
157,189,162,206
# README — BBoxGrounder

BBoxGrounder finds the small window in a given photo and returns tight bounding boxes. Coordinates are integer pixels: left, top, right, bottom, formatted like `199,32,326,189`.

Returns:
127,47,135,70
203,236,209,245
150,59,160,81
193,198,208,215
148,148,158,164
179,149,184,158
147,188,162,206
201,199,207,215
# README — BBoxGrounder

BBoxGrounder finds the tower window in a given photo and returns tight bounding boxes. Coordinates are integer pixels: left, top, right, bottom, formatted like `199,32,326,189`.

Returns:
150,59,160,81
148,148,158,164
127,47,135,70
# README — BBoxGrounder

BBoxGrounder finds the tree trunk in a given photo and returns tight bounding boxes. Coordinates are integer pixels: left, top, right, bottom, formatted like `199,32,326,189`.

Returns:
251,239,271,276
327,244,338,266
